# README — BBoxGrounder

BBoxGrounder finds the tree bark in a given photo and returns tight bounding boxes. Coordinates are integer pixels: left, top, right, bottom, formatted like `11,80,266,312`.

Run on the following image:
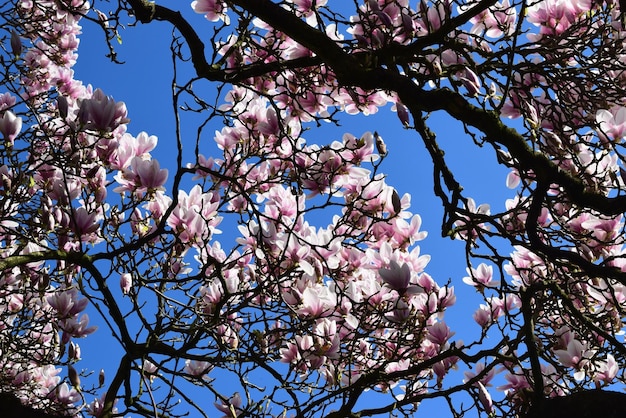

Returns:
525,390,626,418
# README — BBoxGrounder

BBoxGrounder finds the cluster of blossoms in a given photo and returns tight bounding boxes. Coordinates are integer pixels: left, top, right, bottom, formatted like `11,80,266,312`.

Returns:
0,0,455,416
3,0,626,417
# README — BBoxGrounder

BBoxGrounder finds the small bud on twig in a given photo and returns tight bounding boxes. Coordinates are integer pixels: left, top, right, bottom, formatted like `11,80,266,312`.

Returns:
68,365,81,390
391,189,401,214
10,30,21,58
374,131,387,156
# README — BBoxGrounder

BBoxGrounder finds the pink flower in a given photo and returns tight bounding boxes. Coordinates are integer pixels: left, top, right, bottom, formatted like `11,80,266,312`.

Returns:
426,321,455,346
596,107,626,142
395,102,410,126
134,131,158,156
214,392,242,418
463,362,496,387
120,273,132,295
554,338,594,380
594,354,618,385
78,88,129,132
497,371,531,394
53,382,81,404
457,67,482,97
298,287,333,318
292,0,327,16
184,360,213,377
191,0,229,23
7,294,23,312
131,157,168,191
47,289,89,318
280,341,300,365
70,207,101,242
142,359,158,382
60,314,97,338
473,304,492,327
476,381,493,413
379,260,414,293
466,0,516,38
0,110,22,144
0,93,16,111
526,0,578,37
463,263,499,289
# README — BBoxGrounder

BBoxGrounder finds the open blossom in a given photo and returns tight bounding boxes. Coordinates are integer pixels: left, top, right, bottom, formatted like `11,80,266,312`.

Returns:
594,354,618,385
60,314,97,339
47,289,89,318
465,0,516,38
596,107,626,142
53,382,81,405
426,321,455,346
378,260,416,293
292,0,327,16
78,88,129,132
463,263,499,289
184,359,213,377
526,0,580,38
71,207,101,242
554,338,595,380
191,0,229,23
132,157,168,191
142,360,158,382
214,392,242,418
297,286,336,318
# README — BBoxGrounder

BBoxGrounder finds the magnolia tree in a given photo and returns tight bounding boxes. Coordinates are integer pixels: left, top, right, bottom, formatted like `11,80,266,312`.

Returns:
2,0,626,417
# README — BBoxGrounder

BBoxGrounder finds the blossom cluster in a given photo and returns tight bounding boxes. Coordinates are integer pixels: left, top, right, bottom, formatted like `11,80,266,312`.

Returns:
2,0,626,417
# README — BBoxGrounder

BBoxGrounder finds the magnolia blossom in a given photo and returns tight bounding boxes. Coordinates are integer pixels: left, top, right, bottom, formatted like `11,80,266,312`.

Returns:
378,260,416,294
465,0,517,38
554,338,595,381
0,110,22,144
476,381,493,413
142,360,158,382
596,107,626,141
120,273,132,295
6,0,626,417
184,359,213,378
78,88,129,132
594,354,618,385
132,157,168,191
463,263,499,289
214,392,242,418
191,0,229,23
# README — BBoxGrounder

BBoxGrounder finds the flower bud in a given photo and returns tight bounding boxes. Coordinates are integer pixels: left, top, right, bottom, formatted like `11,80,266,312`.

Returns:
68,341,81,361
374,131,387,156
396,102,410,127
477,382,493,413
391,189,401,214
375,11,393,29
10,30,21,58
0,110,22,145
57,95,68,119
120,273,132,295
367,0,380,12
68,365,81,390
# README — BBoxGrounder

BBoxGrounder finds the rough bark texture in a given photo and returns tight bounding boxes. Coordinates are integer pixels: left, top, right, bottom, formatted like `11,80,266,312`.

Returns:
525,390,626,418
0,392,69,418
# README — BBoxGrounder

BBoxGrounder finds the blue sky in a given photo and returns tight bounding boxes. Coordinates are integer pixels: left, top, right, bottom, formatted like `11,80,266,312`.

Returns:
71,4,515,416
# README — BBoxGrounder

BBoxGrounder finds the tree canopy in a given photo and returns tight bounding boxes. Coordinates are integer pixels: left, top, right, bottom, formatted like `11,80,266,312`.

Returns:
2,0,626,417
